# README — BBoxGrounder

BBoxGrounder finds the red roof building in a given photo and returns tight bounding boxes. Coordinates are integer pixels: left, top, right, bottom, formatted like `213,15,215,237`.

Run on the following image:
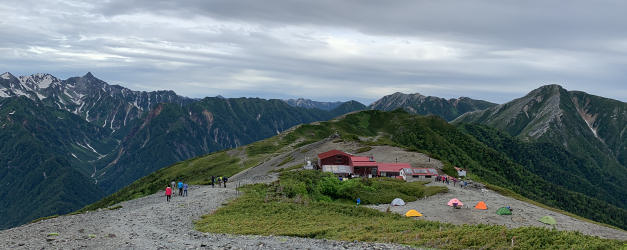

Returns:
318,150,377,177
377,163,411,177
318,150,413,178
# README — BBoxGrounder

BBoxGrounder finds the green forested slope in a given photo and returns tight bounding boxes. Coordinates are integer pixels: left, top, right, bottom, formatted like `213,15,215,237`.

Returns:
96,97,364,193
0,97,106,229
0,95,364,229
459,124,626,209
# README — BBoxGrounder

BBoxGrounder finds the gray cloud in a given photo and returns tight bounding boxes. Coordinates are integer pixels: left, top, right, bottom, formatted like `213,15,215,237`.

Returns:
0,0,625,104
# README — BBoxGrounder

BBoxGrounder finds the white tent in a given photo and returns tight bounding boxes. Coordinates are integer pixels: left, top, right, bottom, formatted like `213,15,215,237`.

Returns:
391,198,406,206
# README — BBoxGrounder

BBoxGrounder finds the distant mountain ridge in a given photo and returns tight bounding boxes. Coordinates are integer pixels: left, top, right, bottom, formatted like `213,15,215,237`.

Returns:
0,72,366,229
0,72,189,131
369,92,497,121
284,98,347,111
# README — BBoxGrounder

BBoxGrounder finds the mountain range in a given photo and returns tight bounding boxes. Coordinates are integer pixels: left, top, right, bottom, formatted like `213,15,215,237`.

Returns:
0,72,367,229
284,98,345,111
369,92,497,121
1,71,625,231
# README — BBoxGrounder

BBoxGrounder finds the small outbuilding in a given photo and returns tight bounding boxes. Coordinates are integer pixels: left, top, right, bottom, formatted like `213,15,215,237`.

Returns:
411,168,439,180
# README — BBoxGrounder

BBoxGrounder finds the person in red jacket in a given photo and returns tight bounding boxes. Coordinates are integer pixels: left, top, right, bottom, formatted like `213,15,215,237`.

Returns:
165,186,172,202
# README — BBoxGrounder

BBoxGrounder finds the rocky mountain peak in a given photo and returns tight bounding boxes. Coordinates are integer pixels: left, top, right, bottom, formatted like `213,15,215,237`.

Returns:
1,72,16,80
19,73,61,89
529,84,565,97
83,72,95,79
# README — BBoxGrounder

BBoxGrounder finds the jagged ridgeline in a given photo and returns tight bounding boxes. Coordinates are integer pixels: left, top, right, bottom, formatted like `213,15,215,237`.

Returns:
85,110,627,229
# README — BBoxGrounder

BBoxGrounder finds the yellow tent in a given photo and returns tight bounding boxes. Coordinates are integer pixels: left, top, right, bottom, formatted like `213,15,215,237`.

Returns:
405,209,423,217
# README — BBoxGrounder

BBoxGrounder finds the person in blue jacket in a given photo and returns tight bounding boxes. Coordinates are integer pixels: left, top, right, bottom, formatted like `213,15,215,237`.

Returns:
178,180,184,196
183,183,188,197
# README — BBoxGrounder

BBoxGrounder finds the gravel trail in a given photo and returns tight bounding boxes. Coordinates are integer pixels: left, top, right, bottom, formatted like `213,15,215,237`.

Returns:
368,182,627,240
0,182,413,249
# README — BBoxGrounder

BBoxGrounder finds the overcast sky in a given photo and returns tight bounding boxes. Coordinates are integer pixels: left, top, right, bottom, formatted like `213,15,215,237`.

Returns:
1,0,626,104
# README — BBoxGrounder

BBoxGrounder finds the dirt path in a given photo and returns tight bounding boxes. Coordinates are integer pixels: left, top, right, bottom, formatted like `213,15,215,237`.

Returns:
0,183,412,249
368,182,627,240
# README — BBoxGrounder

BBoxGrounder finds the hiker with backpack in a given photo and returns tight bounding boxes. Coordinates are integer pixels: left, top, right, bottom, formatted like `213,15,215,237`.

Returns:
223,177,228,188
165,185,172,202
183,183,188,196
170,181,176,196
211,176,216,188
178,180,184,196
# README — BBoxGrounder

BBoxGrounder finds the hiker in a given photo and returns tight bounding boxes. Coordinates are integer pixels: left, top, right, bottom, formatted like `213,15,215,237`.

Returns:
356,198,361,206
211,176,216,188
223,177,228,188
453,179,457,187
165,185,172,202
178,180,184,196
183,183,188,196
217,176,223,185
170,181,176,196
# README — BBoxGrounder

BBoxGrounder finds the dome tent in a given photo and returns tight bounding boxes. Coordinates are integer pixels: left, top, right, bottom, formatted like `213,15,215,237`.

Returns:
447,198,463,207
496,207,512,215
539,216,556,225
391,198,406,206
474,201,488,210
405,209,423,217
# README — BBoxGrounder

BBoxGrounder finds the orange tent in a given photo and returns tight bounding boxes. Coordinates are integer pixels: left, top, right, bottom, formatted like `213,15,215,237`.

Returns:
474,201,488,210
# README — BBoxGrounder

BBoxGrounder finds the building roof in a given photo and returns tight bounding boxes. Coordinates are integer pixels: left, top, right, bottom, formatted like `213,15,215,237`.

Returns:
378,163,411,172
412,168,439,175
352,161,378,167
454,167,465,171
350,156,373,162
318,150,352,160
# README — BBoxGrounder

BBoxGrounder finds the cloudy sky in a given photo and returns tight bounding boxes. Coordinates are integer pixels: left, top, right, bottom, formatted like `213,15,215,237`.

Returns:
1,0,626,104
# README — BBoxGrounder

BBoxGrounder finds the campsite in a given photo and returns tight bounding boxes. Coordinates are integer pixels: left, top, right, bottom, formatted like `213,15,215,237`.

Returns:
368,180,625,240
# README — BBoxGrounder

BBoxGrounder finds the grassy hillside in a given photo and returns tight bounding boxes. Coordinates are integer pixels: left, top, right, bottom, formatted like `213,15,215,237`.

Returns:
195,170,623,249
83,110,627,229
80,129,296,211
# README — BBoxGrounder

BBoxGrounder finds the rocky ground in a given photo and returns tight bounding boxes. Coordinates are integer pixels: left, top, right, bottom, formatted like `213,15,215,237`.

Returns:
369,181,627,240
0,182,413,249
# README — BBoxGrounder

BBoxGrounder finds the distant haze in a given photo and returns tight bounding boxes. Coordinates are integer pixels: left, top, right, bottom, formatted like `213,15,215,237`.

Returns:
1,0,626,104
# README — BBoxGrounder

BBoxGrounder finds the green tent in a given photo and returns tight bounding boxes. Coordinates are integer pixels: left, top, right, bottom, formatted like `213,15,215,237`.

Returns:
496,207,512,215
539,216,556,225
